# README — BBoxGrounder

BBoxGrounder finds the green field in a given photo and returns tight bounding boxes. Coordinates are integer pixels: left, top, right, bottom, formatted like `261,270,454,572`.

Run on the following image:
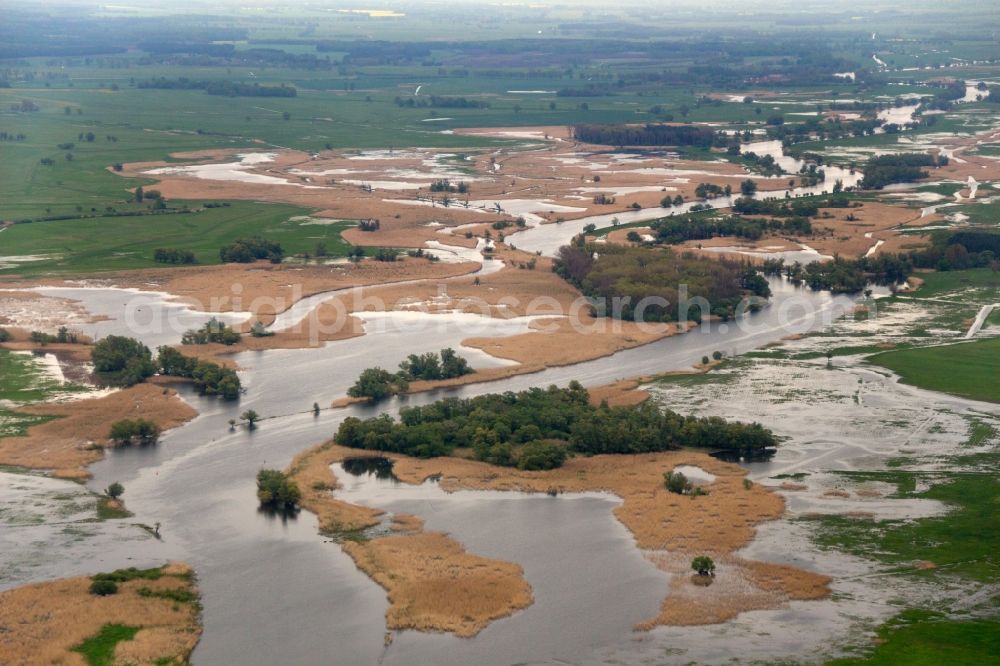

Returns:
828,610,1000,666
911,268,1000,299
869,338,1000,404
0,202,355,276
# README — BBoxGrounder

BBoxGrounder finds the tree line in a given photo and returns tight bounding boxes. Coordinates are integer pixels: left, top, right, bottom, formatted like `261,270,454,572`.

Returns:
348,348,473,401
137,77,297,97
572,123,719,148
650,213,812,244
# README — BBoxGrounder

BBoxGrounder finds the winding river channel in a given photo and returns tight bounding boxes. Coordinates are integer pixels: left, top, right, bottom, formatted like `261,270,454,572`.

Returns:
4,142,877,664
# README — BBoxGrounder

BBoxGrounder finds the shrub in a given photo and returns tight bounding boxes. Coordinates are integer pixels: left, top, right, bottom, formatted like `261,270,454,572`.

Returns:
153,247,196,265
109,419,160,446
181,318,241,345
219,237,283,263
0,328,10,342
664,471,690,494
89,579,118,596
691,555,716,576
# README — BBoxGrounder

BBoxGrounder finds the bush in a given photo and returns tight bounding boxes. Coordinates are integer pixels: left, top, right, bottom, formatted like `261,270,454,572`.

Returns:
109,419,160,446
691,555,716,576
89,579,118,596
91,336,155,387
181,318,241,345
664,471,690,494
256,469,301,509
105,482,124,499
219,237,283,263
153,247,196,265
0,328,10,342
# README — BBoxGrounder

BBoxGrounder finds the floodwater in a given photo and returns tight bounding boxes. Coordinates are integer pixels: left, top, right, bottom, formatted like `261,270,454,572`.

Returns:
507,140,862,256
3,138,947,664
2,270,868,665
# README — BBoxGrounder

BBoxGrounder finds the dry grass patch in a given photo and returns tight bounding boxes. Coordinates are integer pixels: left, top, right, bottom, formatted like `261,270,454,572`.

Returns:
0,563,200,666
344,531,533,637
637,553,830,628
0,383,196,475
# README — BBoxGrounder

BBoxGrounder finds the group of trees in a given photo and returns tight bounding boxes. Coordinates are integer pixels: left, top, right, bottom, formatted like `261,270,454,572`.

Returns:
398,348,473,382
650,213,812,244
429,179,469,194
137,77,297,97
181,318,241,346
157,346,242,399
153,247,196,265
572,123,718,148
256,469,301,510
348,349,473,401
554,243,770,322
860,153,946,190
109,418,160,446
91,335,157,387
910,229,1000,272
761,254,914,293
219,237,283,263
335,383,777,470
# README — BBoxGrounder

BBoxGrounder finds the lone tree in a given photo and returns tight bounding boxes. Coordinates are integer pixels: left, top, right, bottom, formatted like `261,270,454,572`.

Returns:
241,410,260,429
105,482,124,500
692,555,716,577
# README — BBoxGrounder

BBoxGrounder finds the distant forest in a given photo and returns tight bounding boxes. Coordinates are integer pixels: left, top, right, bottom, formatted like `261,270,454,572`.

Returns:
573,124,719,147
137,78,297,97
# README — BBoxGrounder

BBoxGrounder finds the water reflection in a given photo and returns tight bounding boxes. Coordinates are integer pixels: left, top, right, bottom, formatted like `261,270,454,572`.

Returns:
342,456,397,480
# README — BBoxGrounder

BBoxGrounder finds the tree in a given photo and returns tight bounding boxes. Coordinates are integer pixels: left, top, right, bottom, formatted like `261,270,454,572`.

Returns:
135,186,144,203
105,482,124,500
691,555,716,577
740,179,758,196
256,469,300,509
241,410,260,429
